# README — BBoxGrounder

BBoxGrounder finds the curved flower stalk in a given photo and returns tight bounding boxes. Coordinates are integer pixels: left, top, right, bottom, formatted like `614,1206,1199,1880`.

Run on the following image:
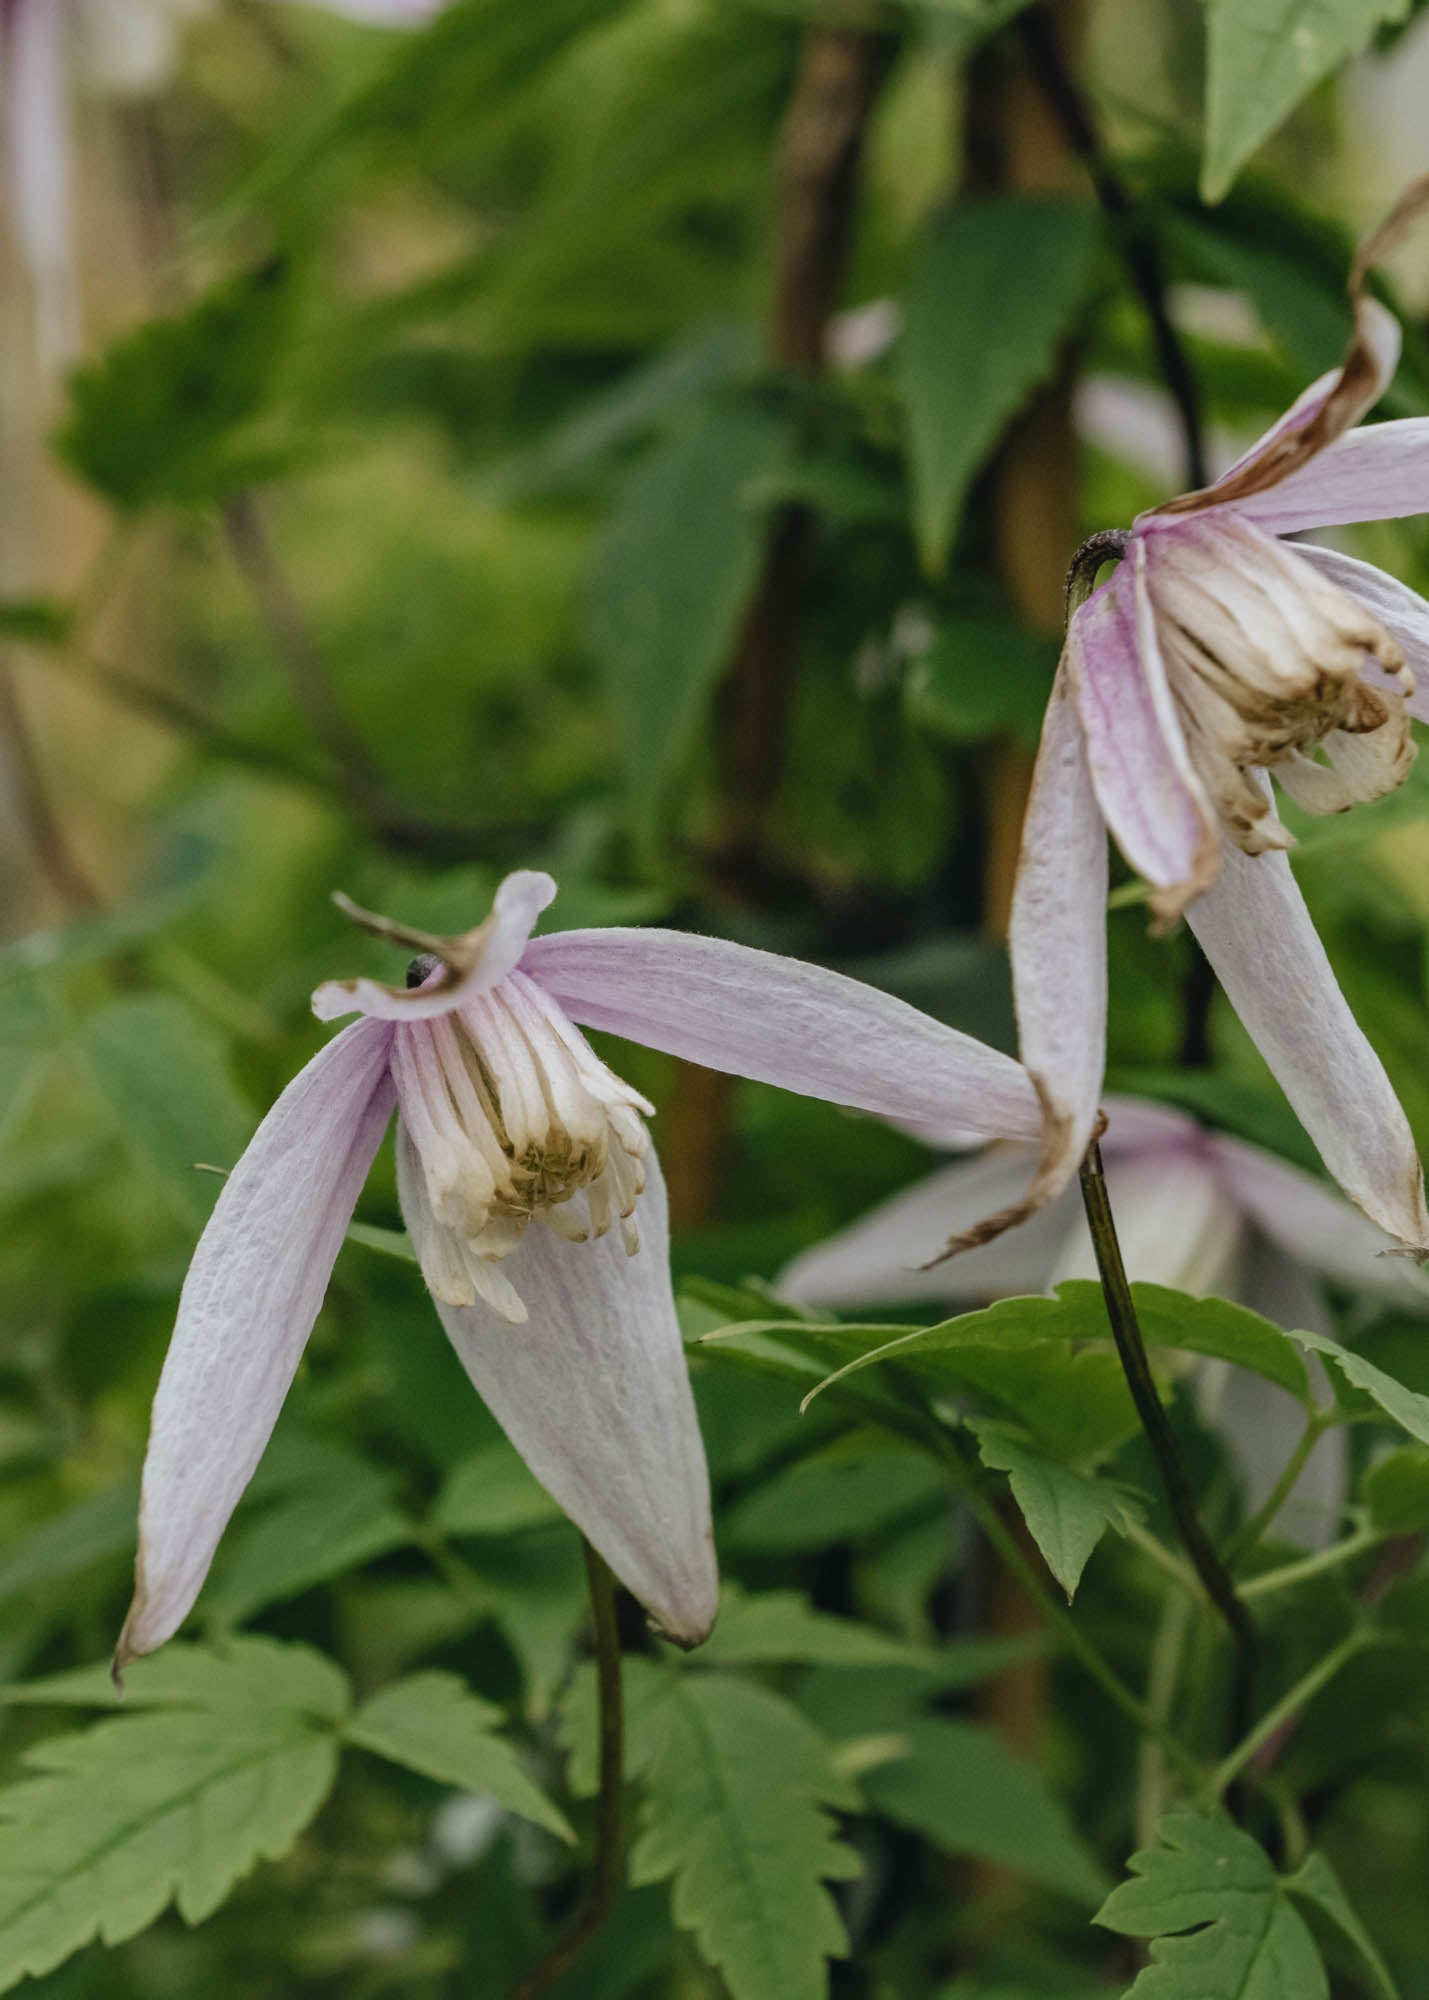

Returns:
1,0,442,363
977,180,1429,1266
781,1095,1429,1541
119,871,1042,1667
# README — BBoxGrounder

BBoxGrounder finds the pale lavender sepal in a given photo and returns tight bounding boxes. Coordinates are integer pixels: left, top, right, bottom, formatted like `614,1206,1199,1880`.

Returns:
422,1150,718,1647
273,0,445,20
1049,1147,1242,1296
1184,788,1429,1256
1211,1132,1429,1306
778,1148,1073,1309
1007,670,1109,1205
313,869,556,1023
1098,1094,1202,1157
521,931,1043,1146
1290,542,1429,723
1065,546,1216,916
119,1017,396,1663
1224,419,1429,537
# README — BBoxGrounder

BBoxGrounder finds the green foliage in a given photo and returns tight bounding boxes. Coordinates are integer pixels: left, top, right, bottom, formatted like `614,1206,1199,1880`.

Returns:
971,1420,1145,1600
56,261,295,510
1201,0,1409,203
900,197,1101,570
860,1717,1108,1906
626,1672,859,2000
432,1441,563,1536
1096,1813,1328,1998
1293,1328,1429,1443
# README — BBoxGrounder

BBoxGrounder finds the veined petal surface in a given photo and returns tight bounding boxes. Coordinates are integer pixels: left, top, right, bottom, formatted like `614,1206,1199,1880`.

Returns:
423,1151,718,1647
1221,419,1429,537
1291,542,1429,723
522,930,1042,1145
119,1017,396,1663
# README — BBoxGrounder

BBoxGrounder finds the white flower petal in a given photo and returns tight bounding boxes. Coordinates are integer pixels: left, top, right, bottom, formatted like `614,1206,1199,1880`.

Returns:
1065,547,1218,926
1221,418,1429,537
118,1018,395,1664
778,1148,1077,1309
421,1150,718,1647
1211,1133,1429,1306
1184,788,1429,1256
1049,1148,1244,1297
312,869,556,1023
521,931,1042,1147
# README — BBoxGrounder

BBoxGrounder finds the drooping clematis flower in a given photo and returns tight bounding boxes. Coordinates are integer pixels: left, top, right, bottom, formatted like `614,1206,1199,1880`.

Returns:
118,870,1043,1666
970,181,1429,1266
1,0,443,362
781,1095,1429,1541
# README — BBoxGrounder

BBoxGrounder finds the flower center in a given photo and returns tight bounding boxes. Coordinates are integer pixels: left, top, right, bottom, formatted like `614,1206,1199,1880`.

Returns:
391,971,653,1323
1142,515,1416,853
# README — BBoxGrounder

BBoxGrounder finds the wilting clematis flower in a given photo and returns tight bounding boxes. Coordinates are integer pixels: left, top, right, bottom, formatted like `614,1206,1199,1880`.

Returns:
781,1095,1429,1541
976,182,1429,1266
1,0,442,361
119,870,1042,1666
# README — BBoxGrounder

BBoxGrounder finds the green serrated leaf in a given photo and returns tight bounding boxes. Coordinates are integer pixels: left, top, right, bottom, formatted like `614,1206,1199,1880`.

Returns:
1054,1283,1313,1403
79,993,254,1226
861,1717,1108,1906
696,1588,938,1670
1284,1851,1401,2000
1293,1329,1429,1443
583,395,791,834
347,1670,573,1841
900,197,1100,570
7,1636,349,1719
1096,1811,1327,1998
971,1420,1145,1600
433,1442,562,1537
628,1675,858,2000
1201,0,1408,204
0,1705,337,1989
56,259,294,510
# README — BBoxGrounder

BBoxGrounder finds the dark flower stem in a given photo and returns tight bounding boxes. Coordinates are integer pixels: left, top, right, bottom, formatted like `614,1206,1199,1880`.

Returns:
1078,1140,1258,1739
509,1545,624,2000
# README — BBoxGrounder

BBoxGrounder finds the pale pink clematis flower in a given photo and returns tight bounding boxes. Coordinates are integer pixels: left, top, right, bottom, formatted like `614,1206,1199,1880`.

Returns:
1,0,442,362
781,1095,1429,1542
119,870,1042,1666
981,184,1429,1267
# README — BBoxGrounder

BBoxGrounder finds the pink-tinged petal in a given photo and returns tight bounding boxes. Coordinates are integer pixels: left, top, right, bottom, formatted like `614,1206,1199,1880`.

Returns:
1149,297,1402,524
1210,1133,1429,1307
1048,1149,1243,1296
521,934,1042,1147
1098,1094,1200,1157
313,870,556,1024
778,1147,1074,1309
1184,790,1429,1256
1218,419,1429,537
7,0,80,364
1065,546,1218,927
273,0,445,20
422,1150,717,1647
1291,542,1429,722
118,1018,395,1664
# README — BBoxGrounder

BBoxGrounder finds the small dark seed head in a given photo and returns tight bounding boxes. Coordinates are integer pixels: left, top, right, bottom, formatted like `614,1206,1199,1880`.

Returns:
406,952,442,990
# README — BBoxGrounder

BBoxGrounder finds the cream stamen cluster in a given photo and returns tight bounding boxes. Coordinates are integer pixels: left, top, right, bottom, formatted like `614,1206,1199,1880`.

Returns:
392,971,652,1323
1144,516,1416,852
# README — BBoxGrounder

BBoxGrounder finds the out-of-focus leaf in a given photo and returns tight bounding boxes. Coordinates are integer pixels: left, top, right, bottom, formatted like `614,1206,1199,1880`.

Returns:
433,1442,562,1536
79,993,253,1226
345,1219,418,1264
0,599,71,646
56,260,294,510
971,1420,1145,1601
583,395,791,832
1201,1,1406,205
1284,1851,1401,2000
0,981,55,1142
900,197,1100,570
1364,1447,1429,1532
199,1468,415,1628
627,1674,859,2000
346,1670,573,1840
722,1442,946,1554
904,612,1056,747
459,1529,589,1718
0,1486,138,1612
861,1717,1108,1906
5,1637,348,1717
1096,1811,1327,1997
696,1589,938,1669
